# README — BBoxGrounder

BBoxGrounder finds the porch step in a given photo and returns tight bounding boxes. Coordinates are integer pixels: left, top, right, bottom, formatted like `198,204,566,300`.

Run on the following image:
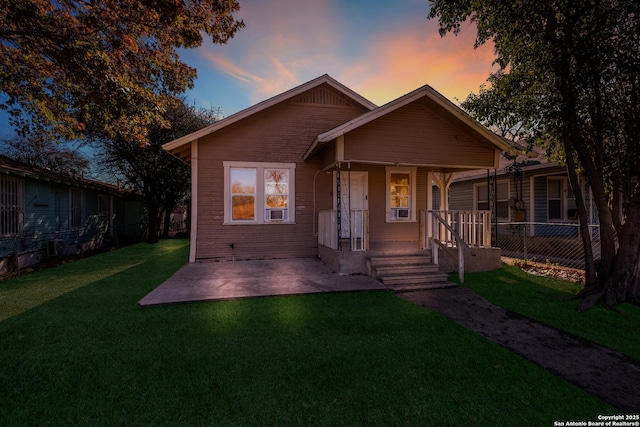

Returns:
379,273,450,285
367,253,449,288
389,282,457,292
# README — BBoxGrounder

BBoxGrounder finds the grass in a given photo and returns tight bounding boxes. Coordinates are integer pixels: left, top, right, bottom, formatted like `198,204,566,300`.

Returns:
451,264,640,360
0,240,620,425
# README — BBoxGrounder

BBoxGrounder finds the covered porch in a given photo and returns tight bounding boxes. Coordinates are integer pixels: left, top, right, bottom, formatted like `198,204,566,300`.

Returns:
303,84,509,280
315,164,499,280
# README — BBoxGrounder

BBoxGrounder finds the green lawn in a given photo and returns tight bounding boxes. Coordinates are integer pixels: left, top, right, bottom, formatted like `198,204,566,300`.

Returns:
0,240,620,425
451,265,640,360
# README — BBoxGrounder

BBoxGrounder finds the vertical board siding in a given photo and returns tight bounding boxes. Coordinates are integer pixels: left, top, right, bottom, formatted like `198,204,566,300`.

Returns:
343,100,497,168
195,91,367,261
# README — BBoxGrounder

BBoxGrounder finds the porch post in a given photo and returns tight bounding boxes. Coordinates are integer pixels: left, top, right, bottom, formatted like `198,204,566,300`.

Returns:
336,162,342,250
425,171,434,249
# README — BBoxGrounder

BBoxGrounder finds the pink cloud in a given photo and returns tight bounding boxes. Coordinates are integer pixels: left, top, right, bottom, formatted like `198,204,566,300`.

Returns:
200,2,497,107
207,0,342,101
343,21,498,105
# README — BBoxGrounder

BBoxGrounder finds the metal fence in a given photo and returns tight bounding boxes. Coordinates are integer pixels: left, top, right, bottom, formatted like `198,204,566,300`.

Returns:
496,222,600,269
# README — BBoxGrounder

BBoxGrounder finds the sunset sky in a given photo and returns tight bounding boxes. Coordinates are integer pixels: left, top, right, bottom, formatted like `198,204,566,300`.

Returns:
180,0,498,117
0,0,498,138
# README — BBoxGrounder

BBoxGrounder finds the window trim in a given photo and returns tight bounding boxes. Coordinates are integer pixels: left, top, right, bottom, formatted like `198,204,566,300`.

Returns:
547,176,577,222
223,161,296,225
385,166,417,223
474,179,510,222
0,175,24,236
69,187,84,229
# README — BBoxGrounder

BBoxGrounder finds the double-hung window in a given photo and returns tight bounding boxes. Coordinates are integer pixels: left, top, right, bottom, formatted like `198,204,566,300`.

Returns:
475,180,509,221
386,166,416,222
547,177,577,221
224,162,295,224
0,175,24,236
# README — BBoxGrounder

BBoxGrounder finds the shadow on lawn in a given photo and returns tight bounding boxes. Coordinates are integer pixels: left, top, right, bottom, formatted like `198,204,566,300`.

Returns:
0,240,189,322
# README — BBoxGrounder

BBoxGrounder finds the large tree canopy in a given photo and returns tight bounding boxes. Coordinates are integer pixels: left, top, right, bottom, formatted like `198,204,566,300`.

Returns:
429,0,640,309
1,134,89,176
95,98,218,243
0,0,243,143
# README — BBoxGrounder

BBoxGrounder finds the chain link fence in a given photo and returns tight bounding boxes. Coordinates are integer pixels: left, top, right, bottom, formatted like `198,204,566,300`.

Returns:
496,222,600,269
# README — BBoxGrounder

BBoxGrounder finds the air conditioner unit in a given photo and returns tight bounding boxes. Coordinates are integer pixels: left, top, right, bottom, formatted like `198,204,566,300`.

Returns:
47,239,67,257
268,209,284,220
397,209,410,218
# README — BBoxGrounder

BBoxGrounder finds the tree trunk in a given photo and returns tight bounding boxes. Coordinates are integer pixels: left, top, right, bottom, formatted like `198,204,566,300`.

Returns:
162,203,174,238
147,202,161,244
577,203,640,311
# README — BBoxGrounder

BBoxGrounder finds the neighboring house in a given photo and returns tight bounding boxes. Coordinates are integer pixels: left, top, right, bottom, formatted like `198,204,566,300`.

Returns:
163,75,510,277
0,155,145,273
447,146,600,267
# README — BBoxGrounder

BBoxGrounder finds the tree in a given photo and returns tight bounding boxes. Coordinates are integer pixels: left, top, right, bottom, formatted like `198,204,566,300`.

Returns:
95,98,218,243
0,0,243,144
429,0,640,309
2,134,89,176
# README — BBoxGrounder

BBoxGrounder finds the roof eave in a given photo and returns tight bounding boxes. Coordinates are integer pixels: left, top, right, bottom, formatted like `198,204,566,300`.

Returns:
303,84,510,160
164,74,377,154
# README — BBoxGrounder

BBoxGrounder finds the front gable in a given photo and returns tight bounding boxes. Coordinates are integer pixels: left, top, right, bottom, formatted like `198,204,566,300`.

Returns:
342,98,498,170
304,83,509,172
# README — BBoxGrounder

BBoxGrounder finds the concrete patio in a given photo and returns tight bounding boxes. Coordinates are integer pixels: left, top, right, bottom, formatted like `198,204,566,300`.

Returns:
138,257,388,306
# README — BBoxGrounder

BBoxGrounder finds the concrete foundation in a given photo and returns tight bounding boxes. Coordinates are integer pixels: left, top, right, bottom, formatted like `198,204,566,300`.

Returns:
436,247,502,274
319,244,501,275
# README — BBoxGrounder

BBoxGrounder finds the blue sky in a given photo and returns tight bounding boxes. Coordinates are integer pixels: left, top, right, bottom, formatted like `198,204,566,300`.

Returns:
1,0,497,138
181,0,497,118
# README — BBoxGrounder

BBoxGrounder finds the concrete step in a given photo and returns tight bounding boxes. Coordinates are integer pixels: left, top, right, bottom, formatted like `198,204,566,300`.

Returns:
386,282,457,292
374,264,441,276
368,255,432,268
379,272,450,285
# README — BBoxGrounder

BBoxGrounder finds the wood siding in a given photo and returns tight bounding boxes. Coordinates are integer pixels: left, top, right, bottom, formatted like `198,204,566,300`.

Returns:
335,164,428,246
343,100,497,168
195,88,367,261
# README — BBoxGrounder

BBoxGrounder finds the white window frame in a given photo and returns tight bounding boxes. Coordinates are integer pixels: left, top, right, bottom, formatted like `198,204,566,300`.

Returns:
474,180,510,222
385,166,416,222
0,175,24,236
547,177,577,222
223,161,296,225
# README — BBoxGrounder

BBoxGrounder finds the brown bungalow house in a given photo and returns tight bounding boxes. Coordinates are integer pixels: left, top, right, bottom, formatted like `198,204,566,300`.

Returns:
163,75,510,282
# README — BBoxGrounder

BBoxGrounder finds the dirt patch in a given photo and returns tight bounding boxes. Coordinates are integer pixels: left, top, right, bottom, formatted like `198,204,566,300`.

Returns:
502,256,586,283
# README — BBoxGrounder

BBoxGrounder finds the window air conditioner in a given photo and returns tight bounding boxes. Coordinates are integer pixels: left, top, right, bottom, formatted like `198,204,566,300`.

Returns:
397,209,410,218
47,239,67,256
268,209,285,220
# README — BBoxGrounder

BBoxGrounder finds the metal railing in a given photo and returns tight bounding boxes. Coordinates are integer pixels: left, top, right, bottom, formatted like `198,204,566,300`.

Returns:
496,222,600,269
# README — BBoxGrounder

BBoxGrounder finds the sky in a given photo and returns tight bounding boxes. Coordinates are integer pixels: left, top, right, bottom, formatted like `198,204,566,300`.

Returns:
0,0,498,139
179,0,498,118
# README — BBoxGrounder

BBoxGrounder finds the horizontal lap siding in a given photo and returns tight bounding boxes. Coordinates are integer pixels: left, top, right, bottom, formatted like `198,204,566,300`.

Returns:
449,180,476,210
196,96,364,261
344,100,496,168
347,165,427,245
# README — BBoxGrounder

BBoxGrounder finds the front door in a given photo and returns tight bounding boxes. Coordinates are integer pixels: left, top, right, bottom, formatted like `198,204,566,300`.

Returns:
335,171,368,240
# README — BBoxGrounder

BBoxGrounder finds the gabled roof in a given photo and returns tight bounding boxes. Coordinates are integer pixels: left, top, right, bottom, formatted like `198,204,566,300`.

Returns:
451,144,556,182
0,155,135,196
303,83,511,160
163,74,377,154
